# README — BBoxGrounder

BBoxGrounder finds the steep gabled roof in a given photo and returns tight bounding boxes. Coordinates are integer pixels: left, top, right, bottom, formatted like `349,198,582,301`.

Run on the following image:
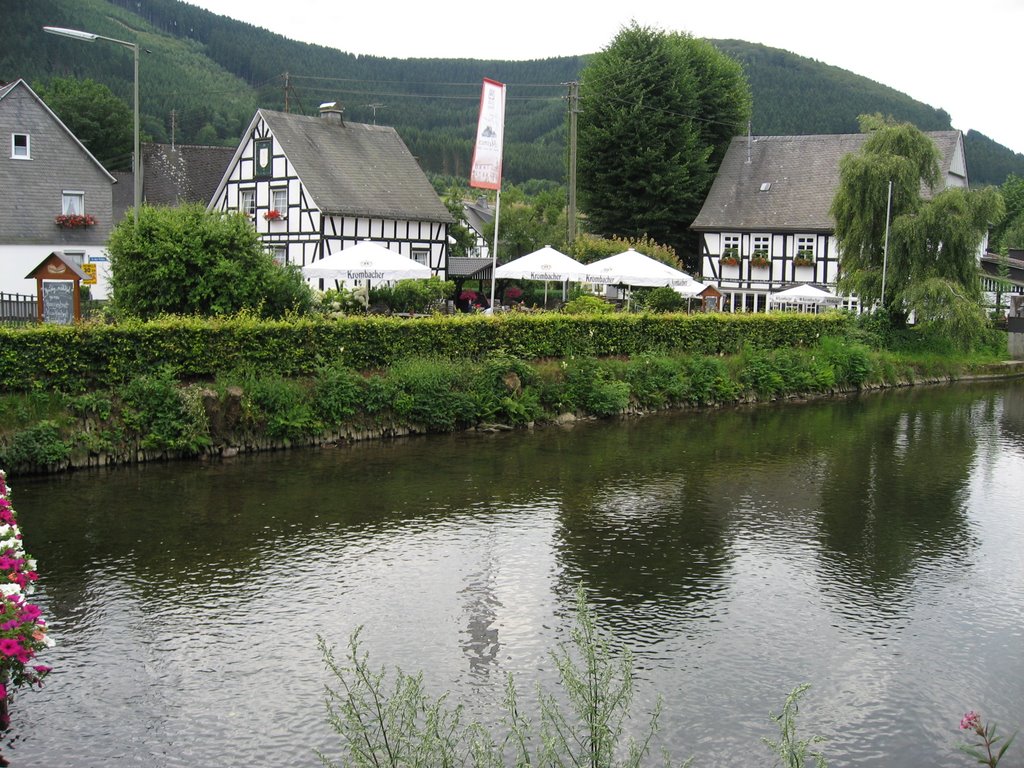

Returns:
222,109,452,223
142,143,235,206
0,78,116,183
691,130,965,233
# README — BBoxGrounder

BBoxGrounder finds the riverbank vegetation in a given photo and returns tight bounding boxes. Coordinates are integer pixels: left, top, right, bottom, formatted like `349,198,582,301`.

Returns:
0,310,1011,475
317,583,1015,767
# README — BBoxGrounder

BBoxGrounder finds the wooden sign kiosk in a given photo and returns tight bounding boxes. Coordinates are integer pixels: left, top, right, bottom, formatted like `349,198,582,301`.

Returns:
25,251,89,324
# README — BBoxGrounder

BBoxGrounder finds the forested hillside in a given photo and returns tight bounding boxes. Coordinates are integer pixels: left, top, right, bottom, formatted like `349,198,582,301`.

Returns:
3,0,1021,186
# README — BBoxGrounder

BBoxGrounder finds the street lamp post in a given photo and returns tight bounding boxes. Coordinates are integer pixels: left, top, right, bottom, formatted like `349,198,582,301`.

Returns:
43,26,141,225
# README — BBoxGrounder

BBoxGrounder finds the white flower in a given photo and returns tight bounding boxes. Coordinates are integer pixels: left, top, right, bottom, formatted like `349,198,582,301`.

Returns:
27,559,36,571
0,584,21,596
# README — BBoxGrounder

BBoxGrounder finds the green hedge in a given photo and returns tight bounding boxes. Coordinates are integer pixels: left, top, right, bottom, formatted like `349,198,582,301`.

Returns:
0,312,851,393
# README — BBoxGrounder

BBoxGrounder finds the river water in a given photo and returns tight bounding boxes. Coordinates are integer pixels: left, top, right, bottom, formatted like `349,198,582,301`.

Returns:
6,381,1024,766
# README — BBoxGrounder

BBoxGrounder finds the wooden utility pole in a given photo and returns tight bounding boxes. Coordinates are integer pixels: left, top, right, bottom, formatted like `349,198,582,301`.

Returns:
284,72,290,113
566,80,579,247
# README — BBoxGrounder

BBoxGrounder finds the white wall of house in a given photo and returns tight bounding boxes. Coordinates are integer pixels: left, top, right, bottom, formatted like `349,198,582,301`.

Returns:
700,230,846,311
0,245,111,299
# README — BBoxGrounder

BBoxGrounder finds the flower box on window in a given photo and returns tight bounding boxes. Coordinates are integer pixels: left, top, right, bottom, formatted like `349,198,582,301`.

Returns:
720,249,739,267
55,214,96,229
750,253,770,268
793,250,815,267
263,209,283,221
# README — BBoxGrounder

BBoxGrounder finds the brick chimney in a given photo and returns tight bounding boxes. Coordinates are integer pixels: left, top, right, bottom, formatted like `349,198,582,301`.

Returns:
319,101,344,124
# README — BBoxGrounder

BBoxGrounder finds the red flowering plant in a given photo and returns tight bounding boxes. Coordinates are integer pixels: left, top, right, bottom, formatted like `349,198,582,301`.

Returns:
54,214,96,228
0,470,53,729
263,209,282,221
959,711,1017,766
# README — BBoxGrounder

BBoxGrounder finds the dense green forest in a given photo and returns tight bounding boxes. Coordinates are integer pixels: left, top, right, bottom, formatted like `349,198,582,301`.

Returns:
3,0,1022,187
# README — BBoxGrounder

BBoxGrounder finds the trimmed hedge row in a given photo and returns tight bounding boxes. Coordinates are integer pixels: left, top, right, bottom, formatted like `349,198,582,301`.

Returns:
0,312,851,393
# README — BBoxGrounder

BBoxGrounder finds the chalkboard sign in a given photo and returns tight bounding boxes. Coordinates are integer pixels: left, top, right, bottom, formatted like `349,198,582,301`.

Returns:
42,280,75,325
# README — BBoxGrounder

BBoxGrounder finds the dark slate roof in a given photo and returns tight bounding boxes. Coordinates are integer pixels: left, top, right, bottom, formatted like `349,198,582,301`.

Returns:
258,110,453,223
142,143,235,207
447,257,492,279
691,131,964,233
462,196,494,236
0,78,116,182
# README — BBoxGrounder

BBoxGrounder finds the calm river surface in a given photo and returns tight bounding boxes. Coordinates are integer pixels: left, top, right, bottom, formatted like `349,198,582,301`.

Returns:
7,381,1024,766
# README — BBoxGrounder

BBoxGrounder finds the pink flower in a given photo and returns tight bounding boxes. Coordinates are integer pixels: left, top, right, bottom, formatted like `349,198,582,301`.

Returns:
0,637,20,657
32,665,50,675
0,684,6,701
960,711,981,731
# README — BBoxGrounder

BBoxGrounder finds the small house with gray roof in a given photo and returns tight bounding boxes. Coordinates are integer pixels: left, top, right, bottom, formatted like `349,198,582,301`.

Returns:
690,130,968,312
0,78,116,298
209,103,453,279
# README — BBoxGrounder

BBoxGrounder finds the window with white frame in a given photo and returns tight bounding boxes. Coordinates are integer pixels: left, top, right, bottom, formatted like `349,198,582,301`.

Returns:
239,188,256,217
411,248,430,266
11,134,29,159
270,245,287,265
62,191,84,215
795,235,815,260
722,234,740,258
752,234,770,258
270,187,288,217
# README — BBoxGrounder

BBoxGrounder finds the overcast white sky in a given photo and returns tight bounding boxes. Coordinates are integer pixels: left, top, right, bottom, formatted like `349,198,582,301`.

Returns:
186,0,1024,156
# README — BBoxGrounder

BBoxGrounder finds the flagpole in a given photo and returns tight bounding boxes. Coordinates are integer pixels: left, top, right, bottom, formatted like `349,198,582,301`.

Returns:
489,190,502,312
469,78,506,315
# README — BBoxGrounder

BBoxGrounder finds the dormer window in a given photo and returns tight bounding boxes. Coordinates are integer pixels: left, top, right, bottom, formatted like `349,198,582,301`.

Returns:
11,133,29,159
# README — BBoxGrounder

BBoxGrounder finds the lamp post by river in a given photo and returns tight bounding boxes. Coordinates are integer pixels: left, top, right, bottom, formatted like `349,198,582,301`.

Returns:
43,25,141,226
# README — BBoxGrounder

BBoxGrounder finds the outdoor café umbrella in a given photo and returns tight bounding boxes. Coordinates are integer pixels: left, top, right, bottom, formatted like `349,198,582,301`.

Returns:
580,248,693,287
301,239,431,284
495,245,585,307
767,283,842,310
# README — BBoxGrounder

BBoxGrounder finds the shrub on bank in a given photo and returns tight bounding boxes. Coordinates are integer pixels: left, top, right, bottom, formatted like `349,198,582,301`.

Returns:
0,313,850,394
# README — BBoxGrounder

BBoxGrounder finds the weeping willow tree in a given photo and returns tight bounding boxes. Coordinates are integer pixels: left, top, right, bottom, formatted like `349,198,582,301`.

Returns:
832,115,1004,346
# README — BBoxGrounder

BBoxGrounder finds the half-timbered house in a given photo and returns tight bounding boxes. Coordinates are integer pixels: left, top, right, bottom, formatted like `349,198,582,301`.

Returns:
209,103,452,279
691,130,969,312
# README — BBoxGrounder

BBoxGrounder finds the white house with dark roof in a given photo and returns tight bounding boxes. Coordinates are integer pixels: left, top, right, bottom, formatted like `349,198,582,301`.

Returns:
0,78,117,298
691,130,969,312
209,103,453,281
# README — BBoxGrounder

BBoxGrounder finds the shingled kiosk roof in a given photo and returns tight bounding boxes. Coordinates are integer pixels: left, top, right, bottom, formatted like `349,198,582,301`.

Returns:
691,131,963,233
257,109,452,224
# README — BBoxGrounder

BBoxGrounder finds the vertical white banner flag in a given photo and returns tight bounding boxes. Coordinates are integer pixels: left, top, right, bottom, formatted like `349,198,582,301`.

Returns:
470,78,506,190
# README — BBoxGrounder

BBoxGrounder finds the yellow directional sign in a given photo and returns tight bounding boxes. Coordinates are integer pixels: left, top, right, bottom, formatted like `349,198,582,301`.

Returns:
82,263,97,285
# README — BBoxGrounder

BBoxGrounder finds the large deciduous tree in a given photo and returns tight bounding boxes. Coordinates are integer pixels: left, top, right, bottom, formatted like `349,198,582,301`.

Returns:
577,23,751,267
35,77,134,171
832,116,1004,345
108,204,314,319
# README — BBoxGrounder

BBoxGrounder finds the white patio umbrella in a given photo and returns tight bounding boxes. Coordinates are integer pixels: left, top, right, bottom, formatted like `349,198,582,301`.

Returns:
767,283,842,308
301,240,432,284
495,245,585,308
494,245,585,282
580,248,693,287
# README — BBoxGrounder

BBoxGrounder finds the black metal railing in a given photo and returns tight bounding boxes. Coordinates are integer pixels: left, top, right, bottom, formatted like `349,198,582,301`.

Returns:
0,292,37,326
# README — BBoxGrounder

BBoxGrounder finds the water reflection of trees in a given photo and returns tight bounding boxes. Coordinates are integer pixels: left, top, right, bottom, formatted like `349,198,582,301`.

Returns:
551,388,987,634
19,384,997,640
814,388,981,606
